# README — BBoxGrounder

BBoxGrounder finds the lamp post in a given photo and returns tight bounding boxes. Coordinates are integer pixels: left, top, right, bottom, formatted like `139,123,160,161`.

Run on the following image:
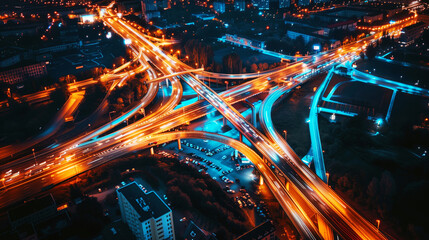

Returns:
326,172,330,185
225,81,229,90
32,148,37,165
283,130,287,141
376,219,381,231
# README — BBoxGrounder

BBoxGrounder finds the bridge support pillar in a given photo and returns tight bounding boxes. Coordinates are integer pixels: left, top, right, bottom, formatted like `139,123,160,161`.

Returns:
252,107,257,128
150,147,154,155
177,139,181,150
239,133,243,142
317,214,334,240
223,117,227,127
245,100,257,128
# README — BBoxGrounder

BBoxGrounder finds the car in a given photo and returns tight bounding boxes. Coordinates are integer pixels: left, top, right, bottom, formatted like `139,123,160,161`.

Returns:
179,217,187,222
226,189,235,194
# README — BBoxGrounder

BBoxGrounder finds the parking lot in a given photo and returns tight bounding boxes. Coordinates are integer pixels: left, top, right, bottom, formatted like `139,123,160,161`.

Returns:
158,138,272,225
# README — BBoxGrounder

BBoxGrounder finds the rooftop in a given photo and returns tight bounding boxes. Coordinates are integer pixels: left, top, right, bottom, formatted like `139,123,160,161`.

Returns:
8,194,56,223
403,21,427,31
117,182,171,222
184,221,217,240
234,221,275,240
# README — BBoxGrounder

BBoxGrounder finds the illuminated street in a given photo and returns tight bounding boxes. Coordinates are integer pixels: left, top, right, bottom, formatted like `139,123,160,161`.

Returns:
0,0,428,239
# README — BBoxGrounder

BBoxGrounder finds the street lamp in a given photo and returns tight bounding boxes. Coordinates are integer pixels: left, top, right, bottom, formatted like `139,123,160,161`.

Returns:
32,148,37,165
326,172,330,185
376,219,381,230
225,81,229,90
283,130,287,141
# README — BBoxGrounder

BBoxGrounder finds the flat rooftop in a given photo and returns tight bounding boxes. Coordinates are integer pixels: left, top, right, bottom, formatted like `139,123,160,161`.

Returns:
117,182,171,222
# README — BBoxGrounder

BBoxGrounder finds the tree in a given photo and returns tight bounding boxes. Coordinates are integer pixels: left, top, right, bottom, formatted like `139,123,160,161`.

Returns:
366,177,379,208
72,197,105,238
222,53,242,74
250,63,258,72
50,82,69,107
167,186,192,209
378,171,396,217
365,44,378,60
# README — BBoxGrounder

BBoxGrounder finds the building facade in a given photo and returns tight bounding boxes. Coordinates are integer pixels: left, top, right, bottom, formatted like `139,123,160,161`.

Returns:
235,221,276,240
252,0,269,10
219,34,266,49
8,194,58,229
279,0,290,8
117,182,175,240
234,0,245,11
0,62,48,85
398,21,427,47
297,0,310,6
214,1,226,13
141,0,160,21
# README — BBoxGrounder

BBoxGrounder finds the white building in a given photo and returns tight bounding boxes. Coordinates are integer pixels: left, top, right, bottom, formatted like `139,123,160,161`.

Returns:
117,182,175,240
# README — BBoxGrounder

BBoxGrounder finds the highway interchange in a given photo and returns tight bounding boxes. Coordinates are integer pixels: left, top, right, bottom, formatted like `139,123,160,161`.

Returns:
0,5,419,240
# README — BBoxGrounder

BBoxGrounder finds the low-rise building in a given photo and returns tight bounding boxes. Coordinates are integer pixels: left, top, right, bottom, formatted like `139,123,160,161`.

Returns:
117,182,175,240
0,48,22,68
234,0,246,11
184,221,217,240
234,221,276,240
398,21,427,47
219,34,266,49
0,62,48,85
192,13,216,21
286,25,340,49
8,194,58,229
214,1,226,13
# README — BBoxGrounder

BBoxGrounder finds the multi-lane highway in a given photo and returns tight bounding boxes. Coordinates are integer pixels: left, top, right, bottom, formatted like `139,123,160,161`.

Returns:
0,5,419,240
100,9,417,239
